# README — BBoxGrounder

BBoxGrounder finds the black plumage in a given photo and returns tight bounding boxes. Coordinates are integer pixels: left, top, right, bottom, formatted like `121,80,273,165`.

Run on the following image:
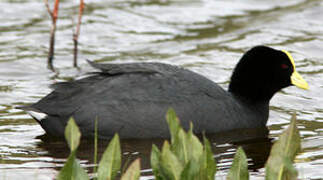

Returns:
23,46,308,139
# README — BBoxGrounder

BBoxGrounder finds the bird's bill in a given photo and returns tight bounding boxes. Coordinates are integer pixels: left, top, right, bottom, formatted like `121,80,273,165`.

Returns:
282,50,309,90
291,70,309,90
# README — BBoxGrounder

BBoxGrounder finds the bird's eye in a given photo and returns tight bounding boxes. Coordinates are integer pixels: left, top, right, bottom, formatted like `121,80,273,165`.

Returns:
281,64,289,69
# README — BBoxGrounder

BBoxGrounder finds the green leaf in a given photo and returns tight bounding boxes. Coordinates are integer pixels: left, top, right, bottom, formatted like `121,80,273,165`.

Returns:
65,117,81,151
186,123,203,162
150,145,163,180
159,141,183,180
166,108,191,166
227,147,249,180
58,117,88,180
265,114,301,180
97,134,121,180
171,129,189,165
199,136,217,180
180,159,200,180
167,111,203,167
166,108,180,145
121,159,141,180
57,150,89,180
152,109,219,180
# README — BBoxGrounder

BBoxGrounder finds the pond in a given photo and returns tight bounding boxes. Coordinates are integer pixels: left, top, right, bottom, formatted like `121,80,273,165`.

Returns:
0,0,322,179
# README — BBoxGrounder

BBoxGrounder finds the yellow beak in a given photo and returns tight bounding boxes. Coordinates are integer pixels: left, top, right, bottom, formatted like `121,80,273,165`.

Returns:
291,71,309,90
282,50,309,90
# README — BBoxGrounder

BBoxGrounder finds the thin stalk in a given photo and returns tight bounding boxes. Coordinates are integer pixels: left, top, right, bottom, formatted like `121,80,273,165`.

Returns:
44,0,60,71
93,117,98,179
73,0,84,68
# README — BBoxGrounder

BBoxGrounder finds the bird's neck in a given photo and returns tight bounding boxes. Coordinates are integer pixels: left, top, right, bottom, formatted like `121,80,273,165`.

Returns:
230,90,270,126
228,81,277,103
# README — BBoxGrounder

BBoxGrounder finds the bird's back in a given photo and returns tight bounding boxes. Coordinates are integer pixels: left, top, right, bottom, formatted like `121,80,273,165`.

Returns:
26,62,268,139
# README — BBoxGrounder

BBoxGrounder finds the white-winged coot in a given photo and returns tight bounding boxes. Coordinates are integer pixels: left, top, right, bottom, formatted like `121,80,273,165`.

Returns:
23,46,308,139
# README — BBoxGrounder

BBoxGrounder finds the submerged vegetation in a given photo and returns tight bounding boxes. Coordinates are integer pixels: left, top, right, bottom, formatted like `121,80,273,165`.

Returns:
58,109,301,180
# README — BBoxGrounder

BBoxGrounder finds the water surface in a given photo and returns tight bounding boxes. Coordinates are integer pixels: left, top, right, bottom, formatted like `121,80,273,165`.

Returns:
0,0,323,179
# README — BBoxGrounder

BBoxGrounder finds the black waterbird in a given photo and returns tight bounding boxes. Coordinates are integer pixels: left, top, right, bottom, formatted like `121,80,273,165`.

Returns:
23,46,308,139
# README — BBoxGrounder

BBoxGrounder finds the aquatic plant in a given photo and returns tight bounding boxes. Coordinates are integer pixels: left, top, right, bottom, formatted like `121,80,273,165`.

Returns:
150,108,216,180
57,109,301,180
44,0,84,71
72,0,84,68
44,0,60,71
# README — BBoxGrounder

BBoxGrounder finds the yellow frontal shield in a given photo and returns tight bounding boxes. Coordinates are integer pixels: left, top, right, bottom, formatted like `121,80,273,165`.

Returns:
282,50,309,90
